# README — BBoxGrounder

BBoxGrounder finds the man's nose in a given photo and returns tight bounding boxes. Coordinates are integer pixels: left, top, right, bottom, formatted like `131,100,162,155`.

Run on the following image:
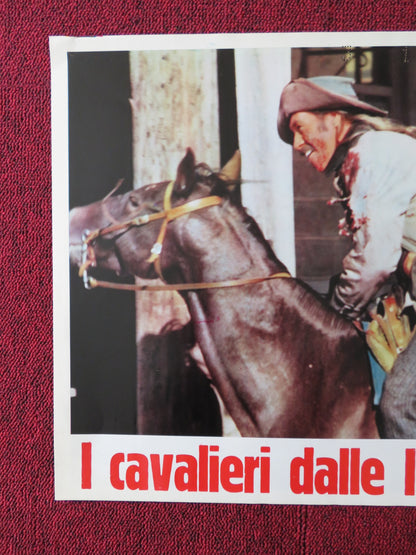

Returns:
292,131,304,151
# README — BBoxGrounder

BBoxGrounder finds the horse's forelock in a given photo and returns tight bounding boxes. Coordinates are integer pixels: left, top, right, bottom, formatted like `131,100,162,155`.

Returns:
194,164,238,199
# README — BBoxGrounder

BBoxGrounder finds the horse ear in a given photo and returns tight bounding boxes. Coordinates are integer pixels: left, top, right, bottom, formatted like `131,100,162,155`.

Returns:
174,148,196,196
214,150,241,202
220,150,241,182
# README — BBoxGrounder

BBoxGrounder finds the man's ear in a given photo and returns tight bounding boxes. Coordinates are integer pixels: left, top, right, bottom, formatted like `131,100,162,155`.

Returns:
174,148,195,197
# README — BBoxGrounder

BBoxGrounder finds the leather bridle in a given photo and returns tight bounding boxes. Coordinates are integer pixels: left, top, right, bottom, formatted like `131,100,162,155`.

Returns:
79,180,291,292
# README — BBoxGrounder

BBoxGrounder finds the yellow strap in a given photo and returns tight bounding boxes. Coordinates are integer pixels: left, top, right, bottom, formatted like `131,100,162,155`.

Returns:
163,179,174,211
146,218,169,265
165,195,223,221
82,182,222,247
145,196,224,266
146,182,222,266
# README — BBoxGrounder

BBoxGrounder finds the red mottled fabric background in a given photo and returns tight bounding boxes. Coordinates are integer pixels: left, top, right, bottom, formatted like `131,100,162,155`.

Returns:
2,1,416,553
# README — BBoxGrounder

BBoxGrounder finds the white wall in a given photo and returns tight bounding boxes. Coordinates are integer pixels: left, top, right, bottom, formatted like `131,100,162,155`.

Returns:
235,48,295,275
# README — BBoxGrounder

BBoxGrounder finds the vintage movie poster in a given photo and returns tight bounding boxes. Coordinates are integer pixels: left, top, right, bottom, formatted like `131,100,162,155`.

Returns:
52,32,416,504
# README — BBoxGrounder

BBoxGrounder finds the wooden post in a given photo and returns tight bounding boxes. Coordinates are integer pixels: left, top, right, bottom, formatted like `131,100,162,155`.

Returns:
129,50,220,434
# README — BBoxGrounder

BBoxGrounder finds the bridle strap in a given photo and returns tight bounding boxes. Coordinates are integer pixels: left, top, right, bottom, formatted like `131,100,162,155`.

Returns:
81,185,223,246
146,180,175,268
145,181,224,277
87,271,292,292
79,181,223,281
79,179,292,291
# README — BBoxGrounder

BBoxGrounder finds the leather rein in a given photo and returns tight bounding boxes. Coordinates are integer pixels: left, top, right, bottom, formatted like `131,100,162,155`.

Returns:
79,180,291,292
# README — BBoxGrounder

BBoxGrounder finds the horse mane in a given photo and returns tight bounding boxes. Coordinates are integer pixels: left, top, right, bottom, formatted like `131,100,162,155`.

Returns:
240,213,349,337
288,278,356,335
194,164,287,269
194,163,234,198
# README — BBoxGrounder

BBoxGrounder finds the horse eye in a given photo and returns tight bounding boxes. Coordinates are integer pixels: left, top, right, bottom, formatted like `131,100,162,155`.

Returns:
129,195,140,208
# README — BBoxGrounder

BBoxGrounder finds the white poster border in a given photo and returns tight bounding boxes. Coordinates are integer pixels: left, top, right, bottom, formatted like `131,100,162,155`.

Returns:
52,32,416,505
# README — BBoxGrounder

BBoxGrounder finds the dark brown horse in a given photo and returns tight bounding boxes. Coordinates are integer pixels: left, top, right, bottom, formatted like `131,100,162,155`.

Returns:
69,149,379,438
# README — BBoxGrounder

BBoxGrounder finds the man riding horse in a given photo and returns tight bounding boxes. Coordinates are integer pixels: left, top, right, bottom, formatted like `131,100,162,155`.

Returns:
278,75,416,438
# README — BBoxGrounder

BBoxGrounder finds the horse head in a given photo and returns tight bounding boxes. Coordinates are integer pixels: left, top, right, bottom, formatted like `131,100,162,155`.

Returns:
69,148,241,284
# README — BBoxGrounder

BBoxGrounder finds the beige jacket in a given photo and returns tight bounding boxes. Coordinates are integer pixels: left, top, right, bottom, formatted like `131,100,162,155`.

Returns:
330,130,416,319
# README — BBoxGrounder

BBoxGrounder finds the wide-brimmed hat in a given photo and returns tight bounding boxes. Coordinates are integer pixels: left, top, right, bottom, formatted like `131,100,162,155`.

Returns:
277,76,388,144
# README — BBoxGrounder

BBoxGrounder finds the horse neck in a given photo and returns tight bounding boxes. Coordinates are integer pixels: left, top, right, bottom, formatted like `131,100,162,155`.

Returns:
173,200,328,334
172,199,354,338
175,201,288,284
171,202,371,437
